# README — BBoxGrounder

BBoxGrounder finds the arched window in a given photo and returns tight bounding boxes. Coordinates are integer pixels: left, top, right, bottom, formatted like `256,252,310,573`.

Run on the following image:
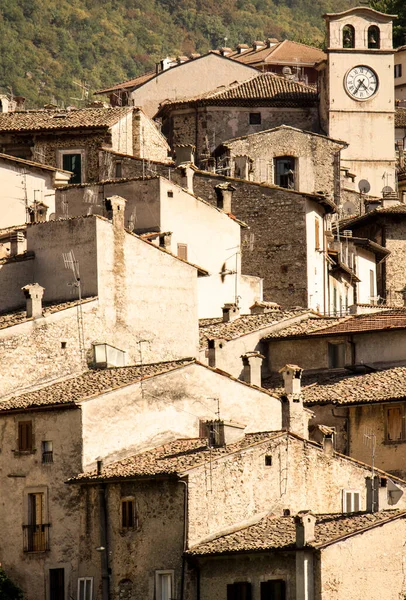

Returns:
343,25,355,49
368,25,380,49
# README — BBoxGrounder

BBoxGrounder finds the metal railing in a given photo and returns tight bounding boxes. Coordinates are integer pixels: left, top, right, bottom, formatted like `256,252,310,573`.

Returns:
23,524,50,552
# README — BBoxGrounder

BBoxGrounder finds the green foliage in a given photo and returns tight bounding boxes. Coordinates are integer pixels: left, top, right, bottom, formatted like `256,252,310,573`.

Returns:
0,0,357,107
0,567,23,600
369,0,406,47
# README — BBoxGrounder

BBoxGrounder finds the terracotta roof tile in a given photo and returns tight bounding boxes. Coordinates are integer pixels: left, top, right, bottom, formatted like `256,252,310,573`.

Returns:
264,315,348,339
0,297,97,331
70,432,285,481
231,40,326,67
263,365,406,406
187,511,405,555
0,107,133,133
0,358,195,411
95,71,156,94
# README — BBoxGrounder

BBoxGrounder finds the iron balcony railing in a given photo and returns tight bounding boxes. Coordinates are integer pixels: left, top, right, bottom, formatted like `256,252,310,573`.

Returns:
23,524,50,552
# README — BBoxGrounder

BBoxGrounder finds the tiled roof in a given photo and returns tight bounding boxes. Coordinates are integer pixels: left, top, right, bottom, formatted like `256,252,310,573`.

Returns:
95,71,156,94
0,359,194,411
263,365,406,406
0,297,97,331
231,40,326,67
264,315,348,339
340,203,406,229
0,152,71,173
157,73,318,113
305,309,406,337
0,107,133,133
187,511,405,555
70,432,285,482
396,108,406,127
199,309,309,348
221,125,347,148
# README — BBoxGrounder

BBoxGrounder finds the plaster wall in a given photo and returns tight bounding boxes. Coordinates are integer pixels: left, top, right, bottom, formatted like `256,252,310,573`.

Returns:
80,362,281,468
0,256,35,313
356,247,376,303
0,160,56,228
133,110,171,162
320,517,406,600
395,49,406,94
110,112,133,155
306,201,327,313
130,53,258,117
185,433,404,545
0,408,82,600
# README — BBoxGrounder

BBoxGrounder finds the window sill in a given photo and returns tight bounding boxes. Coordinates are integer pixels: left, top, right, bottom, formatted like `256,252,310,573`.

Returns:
12,449,36,456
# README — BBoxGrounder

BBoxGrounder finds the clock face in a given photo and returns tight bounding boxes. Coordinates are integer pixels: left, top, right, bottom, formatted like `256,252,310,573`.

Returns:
345,66,379,100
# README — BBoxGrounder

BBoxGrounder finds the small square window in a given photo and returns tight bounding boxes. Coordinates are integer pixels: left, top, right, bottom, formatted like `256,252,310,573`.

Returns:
249,112,261,125
167,190,174,198
342,489,361,513
265,455,272,466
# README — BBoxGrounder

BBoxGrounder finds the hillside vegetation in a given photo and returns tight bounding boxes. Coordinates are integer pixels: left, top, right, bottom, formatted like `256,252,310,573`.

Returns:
0,0,364,107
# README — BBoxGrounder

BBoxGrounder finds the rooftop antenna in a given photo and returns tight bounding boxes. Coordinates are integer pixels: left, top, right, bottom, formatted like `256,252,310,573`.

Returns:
63,250,86,364
71,80,90,105
226,245,241,306
363,428,377,512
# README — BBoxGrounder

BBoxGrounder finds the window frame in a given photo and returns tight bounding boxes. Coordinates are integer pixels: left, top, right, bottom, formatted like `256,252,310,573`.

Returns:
57,148,86,184
155,570,174,600
385,404,405,443
121,497,137,530
18,420,34,453
273,156,296,190
342,489,361,513
77,577,93,600
42,440,54,464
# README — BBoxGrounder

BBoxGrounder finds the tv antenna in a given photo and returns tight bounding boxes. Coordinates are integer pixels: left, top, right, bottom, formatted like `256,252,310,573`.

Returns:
63,250,86,364
71,80,90,104
363,428,377,512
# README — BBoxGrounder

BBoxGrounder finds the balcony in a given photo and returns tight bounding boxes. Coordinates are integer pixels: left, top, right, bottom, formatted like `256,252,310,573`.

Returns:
23,524,50,552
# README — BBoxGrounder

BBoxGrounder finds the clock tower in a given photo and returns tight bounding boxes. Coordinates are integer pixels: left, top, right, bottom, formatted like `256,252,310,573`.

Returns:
319,7,397,198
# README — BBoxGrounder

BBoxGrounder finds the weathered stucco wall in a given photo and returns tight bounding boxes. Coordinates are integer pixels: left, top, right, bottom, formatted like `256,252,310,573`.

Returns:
0,408,83,600
0,256,35,313
133,110,171,162
80,362,282,468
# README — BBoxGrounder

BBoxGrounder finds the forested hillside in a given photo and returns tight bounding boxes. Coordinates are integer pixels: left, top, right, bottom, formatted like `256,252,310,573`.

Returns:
0,0,365,107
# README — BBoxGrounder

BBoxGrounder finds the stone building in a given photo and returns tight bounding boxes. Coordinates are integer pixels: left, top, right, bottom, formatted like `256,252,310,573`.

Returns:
53,175,262,318
0,107,171,184
156,73,319,163
0,153,71,229
95,52,258,118
216,126,346,201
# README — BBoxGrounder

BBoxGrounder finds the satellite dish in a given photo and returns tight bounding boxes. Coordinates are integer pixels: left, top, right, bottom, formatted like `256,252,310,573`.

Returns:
358,179,371,194
282,66,292,75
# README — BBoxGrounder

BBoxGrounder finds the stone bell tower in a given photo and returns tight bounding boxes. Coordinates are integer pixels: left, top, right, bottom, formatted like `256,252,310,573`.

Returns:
319,7,397,198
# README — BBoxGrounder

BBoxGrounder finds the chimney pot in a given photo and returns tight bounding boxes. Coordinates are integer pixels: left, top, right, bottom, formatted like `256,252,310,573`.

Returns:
174,144,195,167
105,195,126,229
250,301,280,315
21,283,45,319
294,511,316,547
222,303,240,323
323,433,334,457
241,352,264,387
97,459,103,475
214,183,236,212
9,230,26,256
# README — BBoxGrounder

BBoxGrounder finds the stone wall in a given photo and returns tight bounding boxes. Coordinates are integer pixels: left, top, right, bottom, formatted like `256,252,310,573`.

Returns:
133,110,171,163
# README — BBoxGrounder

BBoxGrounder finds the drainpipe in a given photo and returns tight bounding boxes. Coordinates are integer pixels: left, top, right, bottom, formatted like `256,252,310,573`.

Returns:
98,479,110,600
323,215,327,315
179,479,188,600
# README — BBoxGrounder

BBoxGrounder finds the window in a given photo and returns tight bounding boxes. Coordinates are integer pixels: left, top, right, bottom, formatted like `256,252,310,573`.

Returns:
395,64,403,78
155,571,174,600
42,441,53,464
115,162,122,178
274,156,295,189
328,343,346,368
78,577,93,600
167,190,174,198
18,421,33,452
24,492,49,552
50,568,64,600
315,218,321,250
249,112,261,125
368,25,380,49
343,25,355,48
265,455,272,466
62,153,82,184
121,498,136,529
260,580,286,600
227,582,252,600
386,405,404,442
177,243,188,261
342,489,361,513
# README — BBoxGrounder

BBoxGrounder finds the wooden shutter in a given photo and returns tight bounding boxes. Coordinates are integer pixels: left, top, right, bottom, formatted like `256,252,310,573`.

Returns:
19,421,33,451
315,218,320,250
228,583,251,600
387,406,403,441
177,243,188,261
261,580,286,600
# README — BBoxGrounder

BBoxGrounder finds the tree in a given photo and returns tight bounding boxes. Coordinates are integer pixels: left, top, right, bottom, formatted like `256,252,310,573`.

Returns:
369,0,406,47
0,567,24,600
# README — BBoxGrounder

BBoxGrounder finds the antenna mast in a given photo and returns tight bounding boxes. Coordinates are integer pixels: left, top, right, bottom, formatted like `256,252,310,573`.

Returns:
63,250,86,365
363,428,376,512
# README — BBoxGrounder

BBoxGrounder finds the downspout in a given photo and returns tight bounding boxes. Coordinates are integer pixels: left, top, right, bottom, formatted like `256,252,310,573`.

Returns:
98,475,110,600
323,214,327,315
195,106,199,167
179,479,188,600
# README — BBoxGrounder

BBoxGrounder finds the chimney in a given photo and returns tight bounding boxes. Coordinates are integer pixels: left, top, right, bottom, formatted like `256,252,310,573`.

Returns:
236,43,250,54
222,303,240,323
175,144,195,166
398,285,406,306
266,37,279,47
241,352,264,387
219,47,233,56
215,183,236,212
252,40,266,50
22,283,45,319
9,230,26,256
208,338,226,369
177,164,194,194
323,432,334,457
105,195,126,229
294,511,316,548
97,459,103,476
280,364,309,438
250,301,280,315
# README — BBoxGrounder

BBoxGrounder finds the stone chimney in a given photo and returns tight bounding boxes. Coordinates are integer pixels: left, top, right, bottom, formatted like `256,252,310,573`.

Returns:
222,303,240,323
208,338,226,369
280,364,308,438
252,40,266,50
294,511,316,548
22,283,45,319
241,352,264,387
9,230,26,256
105,195,126,229
250,301,280,315
177,164,194,194
398,285,406,306
323,432,334,457
215,183,236,212
175,144,195,166
236,43,250,54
